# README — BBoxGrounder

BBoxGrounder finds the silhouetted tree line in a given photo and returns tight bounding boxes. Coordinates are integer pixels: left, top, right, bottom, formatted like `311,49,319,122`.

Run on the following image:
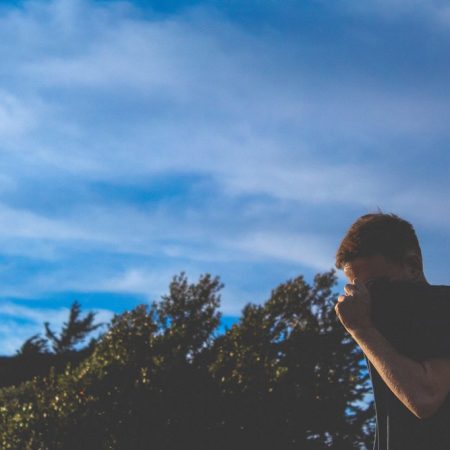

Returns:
0,271,375,449
0,301,102,389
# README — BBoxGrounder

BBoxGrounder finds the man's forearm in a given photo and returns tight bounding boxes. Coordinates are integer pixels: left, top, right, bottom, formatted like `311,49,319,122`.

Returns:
350,326,431,418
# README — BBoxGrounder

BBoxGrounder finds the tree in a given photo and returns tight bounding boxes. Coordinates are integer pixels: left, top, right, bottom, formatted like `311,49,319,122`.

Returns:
0,271,375,449
17,334,49,357
0,302,104,391
209,270,374,449
44,301,103,354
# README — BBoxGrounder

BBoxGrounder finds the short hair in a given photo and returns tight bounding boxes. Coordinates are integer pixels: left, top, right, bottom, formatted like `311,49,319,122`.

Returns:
335,213,423,270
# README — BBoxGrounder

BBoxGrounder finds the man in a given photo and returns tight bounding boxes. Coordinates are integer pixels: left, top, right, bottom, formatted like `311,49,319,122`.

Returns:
334,213,450,450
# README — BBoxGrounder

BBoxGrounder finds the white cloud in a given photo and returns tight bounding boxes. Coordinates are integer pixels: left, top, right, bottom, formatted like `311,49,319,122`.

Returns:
0,302,68,323
229,231,335,271
384,190,450,230
96,267,180,299
0,0,445,201
0,0,446,325
0,90,36,137
0,202,113,242
0,301,113,328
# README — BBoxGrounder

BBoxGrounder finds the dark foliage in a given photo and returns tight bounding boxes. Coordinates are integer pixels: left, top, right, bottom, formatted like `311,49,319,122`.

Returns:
0,271,375,449
0,301,102,390
18,334,49,357
44,300,103,354
0,350,92,390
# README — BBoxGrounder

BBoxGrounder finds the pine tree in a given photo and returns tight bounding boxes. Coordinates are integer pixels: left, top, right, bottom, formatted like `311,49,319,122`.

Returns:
44,301,103,354
17,334,49,357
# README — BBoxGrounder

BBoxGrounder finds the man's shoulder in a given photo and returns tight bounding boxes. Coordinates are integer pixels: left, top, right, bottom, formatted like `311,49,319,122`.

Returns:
369,279,450,307
368,280,450,360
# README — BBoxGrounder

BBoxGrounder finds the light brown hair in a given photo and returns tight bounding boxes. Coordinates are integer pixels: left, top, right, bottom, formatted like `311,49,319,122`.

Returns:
335,213,423,270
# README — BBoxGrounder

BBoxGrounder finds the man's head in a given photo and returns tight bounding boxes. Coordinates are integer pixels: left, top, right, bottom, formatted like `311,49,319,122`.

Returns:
335,213,427,286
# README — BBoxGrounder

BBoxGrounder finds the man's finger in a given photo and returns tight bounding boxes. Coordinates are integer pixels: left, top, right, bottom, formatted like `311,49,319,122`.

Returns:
344,284,357,296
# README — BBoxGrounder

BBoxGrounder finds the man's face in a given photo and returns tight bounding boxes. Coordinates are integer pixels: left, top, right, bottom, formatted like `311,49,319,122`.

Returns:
343,254,415,287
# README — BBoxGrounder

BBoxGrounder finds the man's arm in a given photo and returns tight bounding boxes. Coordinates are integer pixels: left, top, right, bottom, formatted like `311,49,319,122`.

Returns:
422,357,450,417
351,327,450,419
335,278,450,419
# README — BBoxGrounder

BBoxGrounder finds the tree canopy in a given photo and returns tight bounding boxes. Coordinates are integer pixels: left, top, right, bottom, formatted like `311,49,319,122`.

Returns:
0,271,374,449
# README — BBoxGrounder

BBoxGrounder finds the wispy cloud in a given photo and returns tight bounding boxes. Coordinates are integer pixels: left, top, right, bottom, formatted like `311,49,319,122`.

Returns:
229,231,335,271
0,302,69,323
0,0,448,353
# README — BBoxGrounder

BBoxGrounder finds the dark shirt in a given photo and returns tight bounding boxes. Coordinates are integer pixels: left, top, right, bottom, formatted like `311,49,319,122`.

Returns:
365,280,450,450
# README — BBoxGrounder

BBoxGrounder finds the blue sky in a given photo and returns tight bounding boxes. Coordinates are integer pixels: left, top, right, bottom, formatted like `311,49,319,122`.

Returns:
0,0,449,355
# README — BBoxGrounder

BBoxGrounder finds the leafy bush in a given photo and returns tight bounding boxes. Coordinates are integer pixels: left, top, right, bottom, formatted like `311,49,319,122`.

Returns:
0,271,374,449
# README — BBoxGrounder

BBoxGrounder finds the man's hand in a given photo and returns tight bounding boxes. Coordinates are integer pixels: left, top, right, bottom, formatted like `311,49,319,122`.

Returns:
335,278,373,333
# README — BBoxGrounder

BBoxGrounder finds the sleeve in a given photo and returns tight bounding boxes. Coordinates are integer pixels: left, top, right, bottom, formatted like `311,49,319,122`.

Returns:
368,280,450,361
